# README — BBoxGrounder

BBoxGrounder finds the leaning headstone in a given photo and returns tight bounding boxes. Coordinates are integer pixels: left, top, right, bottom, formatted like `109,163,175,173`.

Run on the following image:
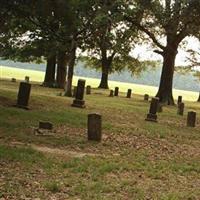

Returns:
72,86,77,97
177,96,182,105
177,102,184,115
144,94,149,101
39,121,53,130
187,111,196,127
25,76,30,83
145,97,159,122
86,85,91,95
11,78,16,82
16,82,31,109
109,90,114,97
126,89,132,98
72,79,86,108
114,87,119,97
87,113,102,142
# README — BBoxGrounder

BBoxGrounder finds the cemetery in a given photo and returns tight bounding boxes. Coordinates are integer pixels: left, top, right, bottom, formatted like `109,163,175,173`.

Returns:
0,1,200,199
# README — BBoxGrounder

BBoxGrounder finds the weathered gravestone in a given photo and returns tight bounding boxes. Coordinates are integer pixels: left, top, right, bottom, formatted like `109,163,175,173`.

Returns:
72,79,86,108
114,87,119,97
177,96,182,105
16,82,31,109
145,97,159,122
25,76,30,83
126,89,132,98
87,113,102,142
187,111,196,127
11,78,16,82
72,86,77,97
86,85,91,95
177,102,184,115
109,90,114,97
144,94,149,101
39,121,53,130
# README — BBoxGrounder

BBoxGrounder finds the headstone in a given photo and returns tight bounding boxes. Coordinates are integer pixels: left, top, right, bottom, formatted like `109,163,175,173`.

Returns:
109,90,114,97
126,89,132,98
39,121,53,130
144,94,149,101
25,76,30,83
157,104,163,113
87,113,102,142
187,111,196,127
72,79,86,108
11,78,16,82
177,96,182,105
86,85,91,95
145,97,159,122
72,86,77,97
114,87,119,97
16,82,31,109
177,102,184,115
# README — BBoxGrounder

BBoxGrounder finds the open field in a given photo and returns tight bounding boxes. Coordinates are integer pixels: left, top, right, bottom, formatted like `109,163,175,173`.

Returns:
0,78,200,199
1,65,199,102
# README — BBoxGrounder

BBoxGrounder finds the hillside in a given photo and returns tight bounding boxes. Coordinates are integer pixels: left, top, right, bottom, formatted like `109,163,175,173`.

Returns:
0,79,200,199
0,59,199,92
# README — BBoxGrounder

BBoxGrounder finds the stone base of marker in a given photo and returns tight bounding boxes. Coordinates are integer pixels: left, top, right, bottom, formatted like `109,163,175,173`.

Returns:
39,121,53,130
146,113,157,122
109,90,114,97
126,89,132,98
187,111,196,127
72,99,85,108
16,82,31,109
144,94,149,101
87,113,102,142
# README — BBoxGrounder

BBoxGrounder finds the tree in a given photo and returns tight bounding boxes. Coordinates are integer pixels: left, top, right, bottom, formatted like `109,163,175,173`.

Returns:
126,0,200,105
81,0,140,89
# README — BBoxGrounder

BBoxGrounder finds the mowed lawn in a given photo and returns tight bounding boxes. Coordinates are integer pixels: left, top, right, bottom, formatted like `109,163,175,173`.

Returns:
1,65,199,102
0,69,200,199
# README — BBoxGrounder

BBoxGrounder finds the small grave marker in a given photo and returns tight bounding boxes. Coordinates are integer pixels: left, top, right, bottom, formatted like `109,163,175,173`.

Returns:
16,82,31,109
72,79,86,108
87,113,102,142
144,94,149,101
86,85,91,95
126,89,132,98
109,90,114,97
187,111,196,127
145,97,159,122
114,87,119,97
177,102,184,115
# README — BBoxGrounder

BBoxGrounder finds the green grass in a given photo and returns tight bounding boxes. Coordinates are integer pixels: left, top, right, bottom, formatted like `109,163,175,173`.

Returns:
0,79,200,199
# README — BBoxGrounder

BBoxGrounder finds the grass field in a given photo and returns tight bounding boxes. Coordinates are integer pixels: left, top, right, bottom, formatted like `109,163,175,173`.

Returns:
1,65,199,102
0,76,200,199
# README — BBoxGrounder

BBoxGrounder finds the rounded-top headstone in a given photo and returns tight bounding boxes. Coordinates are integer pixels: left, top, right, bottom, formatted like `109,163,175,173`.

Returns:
126,89,132,98
144,94,149,101
114,87,119,97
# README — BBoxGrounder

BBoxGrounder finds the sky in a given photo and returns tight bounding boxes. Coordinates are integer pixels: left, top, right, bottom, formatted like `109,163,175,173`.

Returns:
131,37,200,69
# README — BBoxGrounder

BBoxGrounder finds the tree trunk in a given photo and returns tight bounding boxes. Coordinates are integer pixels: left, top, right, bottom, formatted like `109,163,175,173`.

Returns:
65,47,76,97
98,57,109,89
198,92,200,102
56,51,68,89
43,55,56,87
156,46,177,105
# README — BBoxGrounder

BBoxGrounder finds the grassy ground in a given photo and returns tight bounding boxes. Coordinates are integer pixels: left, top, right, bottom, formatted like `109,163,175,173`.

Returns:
0,76,200,199
1,65,199,102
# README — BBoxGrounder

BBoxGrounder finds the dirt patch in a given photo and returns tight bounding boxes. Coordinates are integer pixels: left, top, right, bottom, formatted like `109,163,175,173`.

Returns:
0,96,15,107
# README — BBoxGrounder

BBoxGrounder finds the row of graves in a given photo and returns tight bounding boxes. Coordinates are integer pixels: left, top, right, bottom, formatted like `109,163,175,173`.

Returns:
13,77,198,142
